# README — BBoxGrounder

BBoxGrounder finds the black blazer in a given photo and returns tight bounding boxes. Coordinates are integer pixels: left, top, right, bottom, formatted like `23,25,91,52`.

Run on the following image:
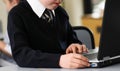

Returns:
8,1,81,68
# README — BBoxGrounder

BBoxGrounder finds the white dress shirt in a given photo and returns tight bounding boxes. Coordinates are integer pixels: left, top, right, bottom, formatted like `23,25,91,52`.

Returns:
27,0,55,18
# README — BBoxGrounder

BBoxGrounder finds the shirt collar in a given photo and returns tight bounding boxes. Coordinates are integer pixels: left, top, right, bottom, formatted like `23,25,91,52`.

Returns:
27,0,45,18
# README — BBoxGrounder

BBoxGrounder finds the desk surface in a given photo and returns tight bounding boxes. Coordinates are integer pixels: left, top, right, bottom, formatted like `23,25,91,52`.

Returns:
0,63,120,71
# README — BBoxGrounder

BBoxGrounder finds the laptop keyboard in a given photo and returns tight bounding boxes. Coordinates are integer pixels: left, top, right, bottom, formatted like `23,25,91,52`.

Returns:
84,53,98,60
82,48,99,61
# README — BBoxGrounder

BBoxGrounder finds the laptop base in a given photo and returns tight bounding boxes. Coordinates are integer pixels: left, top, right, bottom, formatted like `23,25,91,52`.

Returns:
90,57,120,68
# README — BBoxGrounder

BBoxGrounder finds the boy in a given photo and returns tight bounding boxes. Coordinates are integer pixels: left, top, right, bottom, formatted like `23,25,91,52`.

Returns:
8,0,90,68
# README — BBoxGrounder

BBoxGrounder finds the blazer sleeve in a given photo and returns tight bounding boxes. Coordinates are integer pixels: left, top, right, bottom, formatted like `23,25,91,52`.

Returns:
67,21,82,45
7,11,61,68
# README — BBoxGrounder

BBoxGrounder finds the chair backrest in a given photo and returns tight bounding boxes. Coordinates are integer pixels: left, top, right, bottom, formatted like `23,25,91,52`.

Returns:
73,26,95,49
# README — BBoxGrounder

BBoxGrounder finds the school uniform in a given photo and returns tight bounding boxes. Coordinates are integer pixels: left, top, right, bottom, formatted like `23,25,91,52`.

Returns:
8,0,81,68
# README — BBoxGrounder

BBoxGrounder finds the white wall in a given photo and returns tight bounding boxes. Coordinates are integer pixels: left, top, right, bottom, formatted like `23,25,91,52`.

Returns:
63,0,84,26
0,0,7,34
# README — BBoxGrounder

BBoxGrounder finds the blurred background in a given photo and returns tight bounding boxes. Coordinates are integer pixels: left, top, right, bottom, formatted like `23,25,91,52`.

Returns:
0,0,106,47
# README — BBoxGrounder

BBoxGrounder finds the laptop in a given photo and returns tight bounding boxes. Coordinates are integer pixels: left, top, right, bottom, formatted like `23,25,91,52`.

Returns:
84,0,120,68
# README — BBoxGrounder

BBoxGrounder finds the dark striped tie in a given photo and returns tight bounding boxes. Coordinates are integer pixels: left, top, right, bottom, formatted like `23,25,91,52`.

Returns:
42,9,54,23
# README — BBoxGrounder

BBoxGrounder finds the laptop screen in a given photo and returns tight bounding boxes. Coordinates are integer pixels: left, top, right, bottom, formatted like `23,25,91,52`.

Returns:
98,0,120,60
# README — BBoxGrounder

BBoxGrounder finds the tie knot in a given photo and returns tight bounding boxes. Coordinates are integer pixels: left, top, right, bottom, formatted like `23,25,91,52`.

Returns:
42,9,54,23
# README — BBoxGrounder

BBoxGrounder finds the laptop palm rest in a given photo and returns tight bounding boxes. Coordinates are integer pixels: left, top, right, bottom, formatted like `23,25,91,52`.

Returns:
83,48,99,62
83,48,120,67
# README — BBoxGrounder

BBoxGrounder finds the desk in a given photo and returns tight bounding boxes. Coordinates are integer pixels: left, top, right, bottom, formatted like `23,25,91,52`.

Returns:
0,63,120,71
0,58,16,67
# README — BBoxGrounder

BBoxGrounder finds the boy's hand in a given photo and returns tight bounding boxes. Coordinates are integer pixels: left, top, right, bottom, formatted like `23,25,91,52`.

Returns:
59,53,90,68
66,43,88,54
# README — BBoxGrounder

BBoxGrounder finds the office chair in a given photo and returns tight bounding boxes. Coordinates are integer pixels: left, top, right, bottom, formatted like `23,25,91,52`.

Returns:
73,26,95,49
